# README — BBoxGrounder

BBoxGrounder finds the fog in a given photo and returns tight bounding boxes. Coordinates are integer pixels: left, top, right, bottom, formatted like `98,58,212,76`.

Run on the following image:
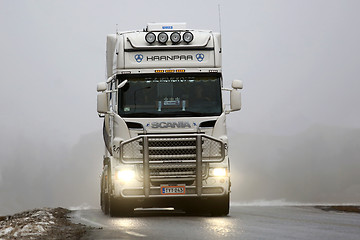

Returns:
1,0,360,215
229,125,360,204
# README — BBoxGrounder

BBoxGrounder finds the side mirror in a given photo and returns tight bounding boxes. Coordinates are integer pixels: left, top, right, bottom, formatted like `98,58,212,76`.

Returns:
230,89,241,111
97,92,108,114
232,80,243,89
97,82,107,92
225,79,242,113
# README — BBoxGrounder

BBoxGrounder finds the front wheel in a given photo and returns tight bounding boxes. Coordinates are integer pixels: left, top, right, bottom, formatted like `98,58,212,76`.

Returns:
104,167,134,217
100,175,109,215
101,190,109,215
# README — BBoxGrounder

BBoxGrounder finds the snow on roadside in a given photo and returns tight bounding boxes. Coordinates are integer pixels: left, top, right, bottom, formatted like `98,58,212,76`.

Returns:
0,208,54,239
0,207,87,240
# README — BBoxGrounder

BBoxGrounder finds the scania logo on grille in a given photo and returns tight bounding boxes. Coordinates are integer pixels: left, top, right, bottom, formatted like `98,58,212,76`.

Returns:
150,121,192,128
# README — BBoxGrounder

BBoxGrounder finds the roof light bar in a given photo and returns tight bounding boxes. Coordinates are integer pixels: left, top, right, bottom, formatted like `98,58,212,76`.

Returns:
145,31,194,45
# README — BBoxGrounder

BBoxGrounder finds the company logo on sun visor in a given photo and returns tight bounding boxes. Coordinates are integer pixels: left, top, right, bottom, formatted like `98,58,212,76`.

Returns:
134,54,144,63
147,121,194,129
134,53,205,63
196,53,205,62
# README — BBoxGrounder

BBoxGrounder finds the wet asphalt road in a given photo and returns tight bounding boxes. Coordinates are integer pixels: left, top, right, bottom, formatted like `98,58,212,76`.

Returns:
70,206,360,240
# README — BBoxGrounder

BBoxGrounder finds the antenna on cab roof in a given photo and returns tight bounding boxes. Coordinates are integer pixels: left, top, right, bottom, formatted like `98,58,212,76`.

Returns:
218,4,222,35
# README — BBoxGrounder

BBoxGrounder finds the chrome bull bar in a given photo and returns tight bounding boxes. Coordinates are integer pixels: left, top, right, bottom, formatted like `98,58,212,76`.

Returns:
120,133,225,197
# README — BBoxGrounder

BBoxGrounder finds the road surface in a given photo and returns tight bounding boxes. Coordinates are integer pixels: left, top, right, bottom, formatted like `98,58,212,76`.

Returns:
70,206,360,239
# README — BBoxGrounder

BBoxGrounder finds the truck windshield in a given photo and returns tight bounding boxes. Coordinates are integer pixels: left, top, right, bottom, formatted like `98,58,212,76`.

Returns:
118,74,222,117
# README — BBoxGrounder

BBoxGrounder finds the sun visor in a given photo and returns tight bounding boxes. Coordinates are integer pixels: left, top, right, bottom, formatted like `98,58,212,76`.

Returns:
123,31,215,68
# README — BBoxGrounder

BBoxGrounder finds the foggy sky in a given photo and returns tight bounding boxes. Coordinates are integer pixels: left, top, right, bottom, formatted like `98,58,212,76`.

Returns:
1,0,360,215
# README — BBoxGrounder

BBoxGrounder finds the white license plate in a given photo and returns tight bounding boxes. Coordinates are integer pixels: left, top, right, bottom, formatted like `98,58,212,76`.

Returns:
160,186,185,195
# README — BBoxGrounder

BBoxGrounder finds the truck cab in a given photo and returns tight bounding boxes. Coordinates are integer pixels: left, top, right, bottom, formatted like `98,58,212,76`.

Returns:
97,23,242,216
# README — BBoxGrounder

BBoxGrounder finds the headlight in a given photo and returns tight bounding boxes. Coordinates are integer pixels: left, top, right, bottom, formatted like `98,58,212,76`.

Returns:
116,170,135,182
211,168,227,177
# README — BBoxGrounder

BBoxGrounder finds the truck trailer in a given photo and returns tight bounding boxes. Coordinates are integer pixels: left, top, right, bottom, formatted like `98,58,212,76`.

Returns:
97,23,243,216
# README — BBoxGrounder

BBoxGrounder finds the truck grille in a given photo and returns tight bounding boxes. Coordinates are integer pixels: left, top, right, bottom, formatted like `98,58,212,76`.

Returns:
146,137,197,161
121,134,224,178
138,163,206,179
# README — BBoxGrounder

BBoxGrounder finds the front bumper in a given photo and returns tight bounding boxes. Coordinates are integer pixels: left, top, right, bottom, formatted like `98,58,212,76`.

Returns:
117,176,230,198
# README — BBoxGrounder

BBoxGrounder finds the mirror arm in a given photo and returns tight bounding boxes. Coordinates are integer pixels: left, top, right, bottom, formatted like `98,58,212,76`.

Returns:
222,88,232,92
225,109,235,114
97,111,115,118
223,88,233,114
223,104,232,114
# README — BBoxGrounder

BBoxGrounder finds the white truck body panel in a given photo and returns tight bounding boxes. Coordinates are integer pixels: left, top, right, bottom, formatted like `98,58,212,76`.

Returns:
106,29,221,76
98,23,240,216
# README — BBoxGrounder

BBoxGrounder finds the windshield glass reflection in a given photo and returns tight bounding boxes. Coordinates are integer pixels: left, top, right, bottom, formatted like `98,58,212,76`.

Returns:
118,74,222,118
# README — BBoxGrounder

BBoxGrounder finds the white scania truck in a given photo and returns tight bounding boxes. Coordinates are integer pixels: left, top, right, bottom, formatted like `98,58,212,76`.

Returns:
97,23,243,216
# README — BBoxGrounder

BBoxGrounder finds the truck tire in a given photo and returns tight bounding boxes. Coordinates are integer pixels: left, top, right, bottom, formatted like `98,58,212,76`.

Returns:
209,194,230,216
101,160,110,215
108,195,118,217
106,169,134,217
101,182,109,215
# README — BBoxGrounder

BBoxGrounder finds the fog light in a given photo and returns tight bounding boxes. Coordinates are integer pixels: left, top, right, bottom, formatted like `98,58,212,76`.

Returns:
183,31,193,43
145,32,156,44
212,168,227,177
170,32,181,44
117,170,135,182
158,32,168,44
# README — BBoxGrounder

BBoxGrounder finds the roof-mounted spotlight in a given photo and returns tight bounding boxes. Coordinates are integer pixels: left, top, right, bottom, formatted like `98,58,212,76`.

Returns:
145,32,156,44
183,31,194,43
170,32,181,44
158,32,168,44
